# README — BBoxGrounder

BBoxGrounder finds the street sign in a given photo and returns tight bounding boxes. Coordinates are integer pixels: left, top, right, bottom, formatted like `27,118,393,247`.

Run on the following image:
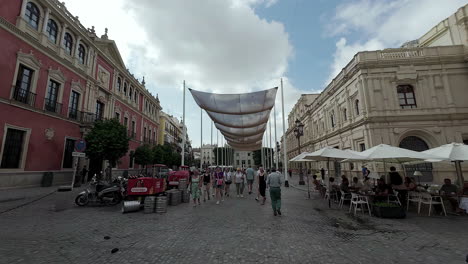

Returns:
72,152,86,158
75,140,86,152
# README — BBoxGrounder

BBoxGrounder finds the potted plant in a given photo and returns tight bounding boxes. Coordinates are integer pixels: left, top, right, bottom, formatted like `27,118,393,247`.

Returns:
373,202,406,218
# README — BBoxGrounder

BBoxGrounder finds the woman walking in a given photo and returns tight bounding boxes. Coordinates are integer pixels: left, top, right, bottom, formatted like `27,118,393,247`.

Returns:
214,167,224,204
188,170,202,207
203,169,211,202
256,167,267,204
224,168,233,197
234,168,245,198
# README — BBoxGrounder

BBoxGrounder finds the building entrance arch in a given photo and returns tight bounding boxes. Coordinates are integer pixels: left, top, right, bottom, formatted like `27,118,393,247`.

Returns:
399,136,433,183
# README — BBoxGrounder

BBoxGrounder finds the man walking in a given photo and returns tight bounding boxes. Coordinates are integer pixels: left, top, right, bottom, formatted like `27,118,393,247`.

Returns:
266,168,283,216
245,166,255,194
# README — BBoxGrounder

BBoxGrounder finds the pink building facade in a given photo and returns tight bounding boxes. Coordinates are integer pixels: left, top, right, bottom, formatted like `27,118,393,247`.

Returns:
0,0,161,188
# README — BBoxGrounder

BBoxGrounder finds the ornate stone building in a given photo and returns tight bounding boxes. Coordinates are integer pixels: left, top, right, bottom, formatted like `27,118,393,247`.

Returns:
0,0,161,188
286,4,468,183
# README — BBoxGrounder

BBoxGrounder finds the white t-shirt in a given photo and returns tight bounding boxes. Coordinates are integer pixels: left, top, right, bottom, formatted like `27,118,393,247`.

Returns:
224,172,232,181
235,172,244,183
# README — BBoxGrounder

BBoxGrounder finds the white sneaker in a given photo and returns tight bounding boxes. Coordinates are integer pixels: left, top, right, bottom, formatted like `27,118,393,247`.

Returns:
216,201,220,205
241,195,244,198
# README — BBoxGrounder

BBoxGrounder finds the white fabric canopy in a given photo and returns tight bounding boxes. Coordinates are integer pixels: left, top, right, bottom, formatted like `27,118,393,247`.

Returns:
422,143,468,161
190,88,277,150
342,144,439,163
289,152,313,162
304,147,365,161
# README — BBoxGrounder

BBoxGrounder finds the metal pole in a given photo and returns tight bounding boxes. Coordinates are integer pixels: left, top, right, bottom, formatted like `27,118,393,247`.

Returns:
298,136,305,185
261,134,265,168
211,121,213,167
274,106,278,170
221,137,224,166
200,108,203,170
269,119,273,170
217,130,219,166
281,79,289,187
181,80,186,166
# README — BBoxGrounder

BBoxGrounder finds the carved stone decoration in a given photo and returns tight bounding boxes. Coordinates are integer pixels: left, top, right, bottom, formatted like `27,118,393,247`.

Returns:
392,128,401,134
48,67,67,83
97,66,110,88
45,128,55,140
71,80,84,94
17,50,42,69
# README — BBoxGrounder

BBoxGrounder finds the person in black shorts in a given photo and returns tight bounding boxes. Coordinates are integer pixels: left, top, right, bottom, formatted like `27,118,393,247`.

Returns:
203,169,211,202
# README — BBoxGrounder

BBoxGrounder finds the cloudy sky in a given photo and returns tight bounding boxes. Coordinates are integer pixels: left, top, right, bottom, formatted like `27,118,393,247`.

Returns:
63,0,466,148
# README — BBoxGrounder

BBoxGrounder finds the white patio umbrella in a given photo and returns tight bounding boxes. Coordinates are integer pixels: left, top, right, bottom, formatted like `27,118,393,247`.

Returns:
289,152,313,162
422,143,468,186
342,144,440,182
303,147,365,179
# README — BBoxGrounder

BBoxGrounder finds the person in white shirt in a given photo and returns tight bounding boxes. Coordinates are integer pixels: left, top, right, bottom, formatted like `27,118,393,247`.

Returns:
224,168,233,197
234,168,245,197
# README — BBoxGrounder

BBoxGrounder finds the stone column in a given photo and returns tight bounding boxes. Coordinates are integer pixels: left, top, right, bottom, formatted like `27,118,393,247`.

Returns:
20,0,28,17
58,23,67,56
74,36,81,59
42,8,50,33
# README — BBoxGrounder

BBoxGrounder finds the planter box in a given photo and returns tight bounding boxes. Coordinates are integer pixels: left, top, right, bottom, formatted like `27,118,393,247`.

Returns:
373,205,406,218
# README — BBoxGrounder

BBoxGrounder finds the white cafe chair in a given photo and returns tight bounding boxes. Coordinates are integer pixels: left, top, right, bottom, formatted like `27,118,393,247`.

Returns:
349,193,371,216
339,190,352,208
406,191,421,212
418,192,446,216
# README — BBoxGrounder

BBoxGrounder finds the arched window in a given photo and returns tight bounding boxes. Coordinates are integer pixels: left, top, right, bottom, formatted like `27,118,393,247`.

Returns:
78,44,86,64
123,83,127,96
46,19,58,43
399,136,433,181
63,33,73,55
343,108,347,121
129,87,133,100
134,91,137,102
355,99,360,115
397,85,417,109
330,111,335,128
117,77,122,92
25,2,40,29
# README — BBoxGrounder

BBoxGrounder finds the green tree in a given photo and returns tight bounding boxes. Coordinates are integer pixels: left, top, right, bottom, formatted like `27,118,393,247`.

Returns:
152,145,164,164
134,144,153,173
85,119,129,181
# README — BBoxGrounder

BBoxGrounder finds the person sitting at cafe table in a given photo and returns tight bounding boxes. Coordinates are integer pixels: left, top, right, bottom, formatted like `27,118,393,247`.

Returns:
340,175,350,192
350,177,363,191
327,177,340,201
404,177,417,191
374,179,393,202
389,166,407,207
437,178,463,214
361,176,373,191
312,175,326,197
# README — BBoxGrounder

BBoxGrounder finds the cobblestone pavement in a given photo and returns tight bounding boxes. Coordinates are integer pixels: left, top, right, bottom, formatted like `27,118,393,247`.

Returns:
0,184,467,264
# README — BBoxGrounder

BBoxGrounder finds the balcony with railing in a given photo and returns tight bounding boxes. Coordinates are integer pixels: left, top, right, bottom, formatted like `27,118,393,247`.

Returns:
68,107,102,124
44,98,63,114
12,86,36,107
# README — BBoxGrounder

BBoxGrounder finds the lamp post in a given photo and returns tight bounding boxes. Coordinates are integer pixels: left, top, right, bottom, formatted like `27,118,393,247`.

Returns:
294,119,305,185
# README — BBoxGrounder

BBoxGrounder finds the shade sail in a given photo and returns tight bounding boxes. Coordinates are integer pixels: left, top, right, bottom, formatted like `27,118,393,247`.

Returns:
190,88,277,114
190,88,277,150
215,123,267,137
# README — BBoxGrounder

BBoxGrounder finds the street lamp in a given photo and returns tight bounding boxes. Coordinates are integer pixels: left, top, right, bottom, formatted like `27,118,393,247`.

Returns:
293,119,305,185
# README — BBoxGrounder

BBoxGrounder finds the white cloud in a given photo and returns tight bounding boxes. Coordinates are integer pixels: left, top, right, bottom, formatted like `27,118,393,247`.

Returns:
325,0,467,84
63,0,302,148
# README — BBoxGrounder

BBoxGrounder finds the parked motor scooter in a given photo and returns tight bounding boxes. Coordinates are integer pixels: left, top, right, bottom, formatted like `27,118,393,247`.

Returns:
75,176,125,206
